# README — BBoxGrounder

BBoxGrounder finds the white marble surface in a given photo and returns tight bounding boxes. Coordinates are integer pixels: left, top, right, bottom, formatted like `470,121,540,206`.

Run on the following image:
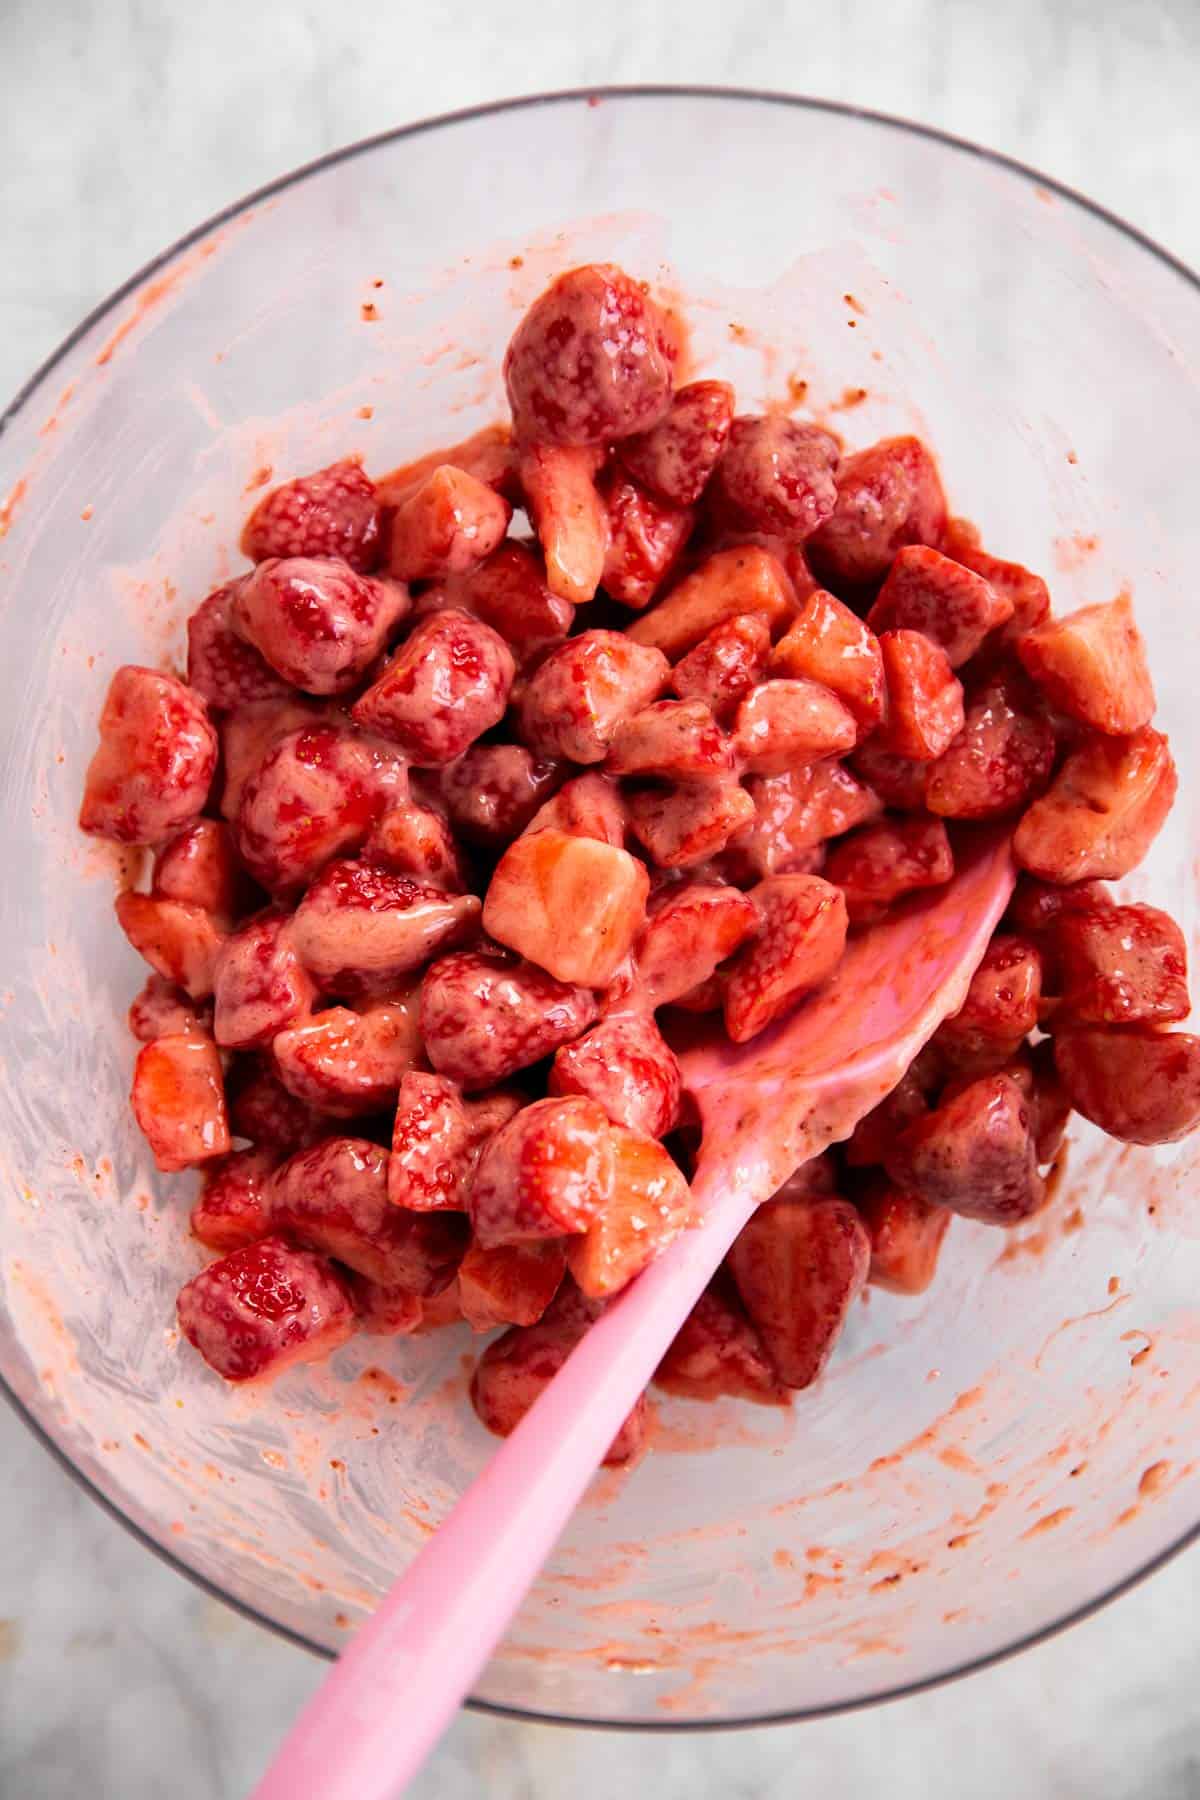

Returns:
4,2,1200,1794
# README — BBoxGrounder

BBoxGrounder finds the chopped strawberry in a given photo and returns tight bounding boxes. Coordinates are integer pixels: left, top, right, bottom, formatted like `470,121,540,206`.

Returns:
884,1072,1045,1225
376,423,518,508
458,1240,567,1332
848,742,928,811
1017,593,1155,735
770,589,886,729
868,546,1012,666
566,1127,692,1298
1014,726,1177,882
132,1033,230,1172
212,907,316,1050
856,1181,951,1295
362,801,467,892
191,1147,277,1251
599,467,693,609
723,875,848,1043
844,1061,933,1168
1006,875,1114,938
618,380,735,506
939,518,1050,637
483,829,649,987
626,777,755,869
273,998,422,1116
671,612,772,720
440,744,562,847
128,975,212,1043
463,1087,526,1148
876,630,965,761
523,771,629,847
351,609,515,766
1054,1028,1200,1145
152,820,248,926
471,1095,614,1248
933,934,1044,1077
346,1275,424,1336
420,948,597,1089
426,539,573,663
1053,903,1189,1028
626,546,795,659
729,1195,870,1388
269,1136,467,1290
732,677,858,775
226,1058,321,1154
388,1071,474,1211
606,699,733,780
241,457,383,571
115,892,224,1000
550,1011,682,1136
290,859,479,995
713,416,840,538
824,817,954,925
218,695,326,823
728,760,881,880
387,465,512,582
924,674,1056,819
232,556,408,695
518,629,670,764
177,1236,356,1382
503,263,675,446
655,1272,784,1403
80,667,217,846
517,443,610,606
636,881,759,1008
808,435,946,589
187,584,291,711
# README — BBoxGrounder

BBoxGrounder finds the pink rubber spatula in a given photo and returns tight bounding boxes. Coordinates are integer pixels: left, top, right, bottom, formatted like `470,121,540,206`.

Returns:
252,831,1014,1799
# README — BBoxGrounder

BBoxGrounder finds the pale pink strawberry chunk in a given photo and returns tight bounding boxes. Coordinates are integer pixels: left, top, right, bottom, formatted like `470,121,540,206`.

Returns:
808,435,946,588
924,675,1056,820
636,881,759,1008
218,695,326,823
187,584,291,711
362,801,467,891
770,589,886,729
213,907,316,1050
517,444,610,606
729,1195,870,1389
606,699,733,780
849,742,928,811
440,744,562,847
1054,903,1189,1027
351,609,515,766
618,380,735,506
567,1127,692,1298
232,556,408,695
599,468,693,608
227,1058,322,1154
80,667,217,846
1053,1028,1200,1145
670,613,772,720
132,1032,230,1172
376,424,518,508
241,457,383,571
728,761,881,879
626,777,755,869
503,263,675,446
933,934,1043,1077
177,1236,356,1382
732,677,857,775
273,998,422,1116
152,819,247,925
387,466,512,582
519,630,670,764
856,1181,951,1295
1017,592,1155,734
422,540,573,663
550,1011,682,1137
626,546,795,659
523,771,629,846
1014,726,1177,882
471,1283,646,1464
471,1097,614,1247
458,1240,567,1332
269,1136,466,1290
191,1147,277,1251
723,875,848,1043
884,1072,1045,1224
420,948,597,1090
824,817,954,925
868,546,1012,667
876,630,964,761
115,892,225,1000
713,416,840,537
939,517,1050,637
290,859,479,995
388,1071,474,1211
235,722,410,894
655,1273,784,1404
483,829,649,987
128,975,212,1043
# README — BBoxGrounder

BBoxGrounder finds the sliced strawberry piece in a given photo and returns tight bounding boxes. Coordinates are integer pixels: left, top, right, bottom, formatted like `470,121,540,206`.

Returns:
723,875,848,1043
387,465,511,582
939,518,1050,637
856,1181,951,1295
471,1283,646,1465
712,415,840,538
808,435,946,589
566,1127,692,1298
868,546,1011,667
470,1097,615,1247
290,859,479,996
1014,726,1177,882
655,1272,784,1403
376,424,517,508
346,1275,424,1336
232,556,408,695
824,817,954,925
424,539,573,663
849,741,929,812
884,1072,1045,1225
177,1236,356,1382
115,892,224,1000
362,801,467,892
420,948,597,1090
241,457,383,571
1018,592,1154,736
80,666,217,846
626,546,795,659
1053,903,1189,1028
1006,875,1114,938
728,1195,870,1389
671,612,772,720
618,379,735,506
606,698,733,780
152,820,248,926
273,998,422,1116
191,1147,277,1251
187,584,291,711
269,1136,466,1290
550,1011,682,1137
518,629,670,764
924,674,1056,819
933,934,1043,1078
132,1032,230,1172
128,975,212,1043
876,630,965,761
626,777,755,869
517,443,610,606
727,761,881,881
483,827,649,987
636,881,759,1008
388,1071,474,1212
1054,1028,1200,1145
218,695,326,823
732,677,857,775
351,609,515,766
213,907,316,1050
770,589,886,730
523,771,629,847
440,744,562,847
227,1058,322,1154
458,1240,567,1332
599,467,693,609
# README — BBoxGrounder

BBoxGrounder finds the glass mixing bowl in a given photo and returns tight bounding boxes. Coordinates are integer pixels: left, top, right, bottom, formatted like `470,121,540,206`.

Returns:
2,88,1200,1730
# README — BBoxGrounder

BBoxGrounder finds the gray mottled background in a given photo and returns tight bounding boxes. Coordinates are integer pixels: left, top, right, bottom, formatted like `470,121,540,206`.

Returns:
3,2,1200,1794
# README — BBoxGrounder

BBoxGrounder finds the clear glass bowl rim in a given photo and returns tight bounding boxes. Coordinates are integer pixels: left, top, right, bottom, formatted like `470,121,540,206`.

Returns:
3,82,1200,1733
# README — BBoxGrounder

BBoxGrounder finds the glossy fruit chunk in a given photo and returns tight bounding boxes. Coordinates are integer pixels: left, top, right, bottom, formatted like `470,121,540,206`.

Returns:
566,1128,692,1298
599,467,693,608
1017,593,1154,734
128,975,212,1044
884,1072,1045,1225
723,875,848,1043
519,630,670,764
232,556,408,694
458,1240,567,1332
388,1071,474,1211
1053,902,1189,1028
876,630,964,761
924,676,1056,820
420,948,597,1089
191,1147,276,1251
241,457,382,571
470,1097,615,1247
517,443,610,607
152,819,246,925
523,772,628,847
732,677,857,775
1053,1029,1200,1144
808,435,946,587
483,828,649,987
387,465,511,582
626,546,795,659
291,859,479,995
351,609,515,765
671,612,772,719
636,881,759,1008
550,1010,682,1137
933,935,1044,1077
273,998,421,1116
618,380,735,506
187,584,291,711
115,892,224,1000
856,1182,951,1295
712,416,840,537
1014,727,1176,882
655,1273,784,1403
729,1195,870,1389
132,1033,230,1172
213,907,316,1049
80,667,217,845
625,778,755,869
363,801,467,891
440,744,562,848
824,818,954,925
606,699,733,780
177,1237,355,1383
424,539,573,662
769,589,885,729
868,546,1011,666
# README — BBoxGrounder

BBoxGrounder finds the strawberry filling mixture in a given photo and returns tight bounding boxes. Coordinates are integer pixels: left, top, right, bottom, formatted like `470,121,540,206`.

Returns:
80,263,1196,1459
